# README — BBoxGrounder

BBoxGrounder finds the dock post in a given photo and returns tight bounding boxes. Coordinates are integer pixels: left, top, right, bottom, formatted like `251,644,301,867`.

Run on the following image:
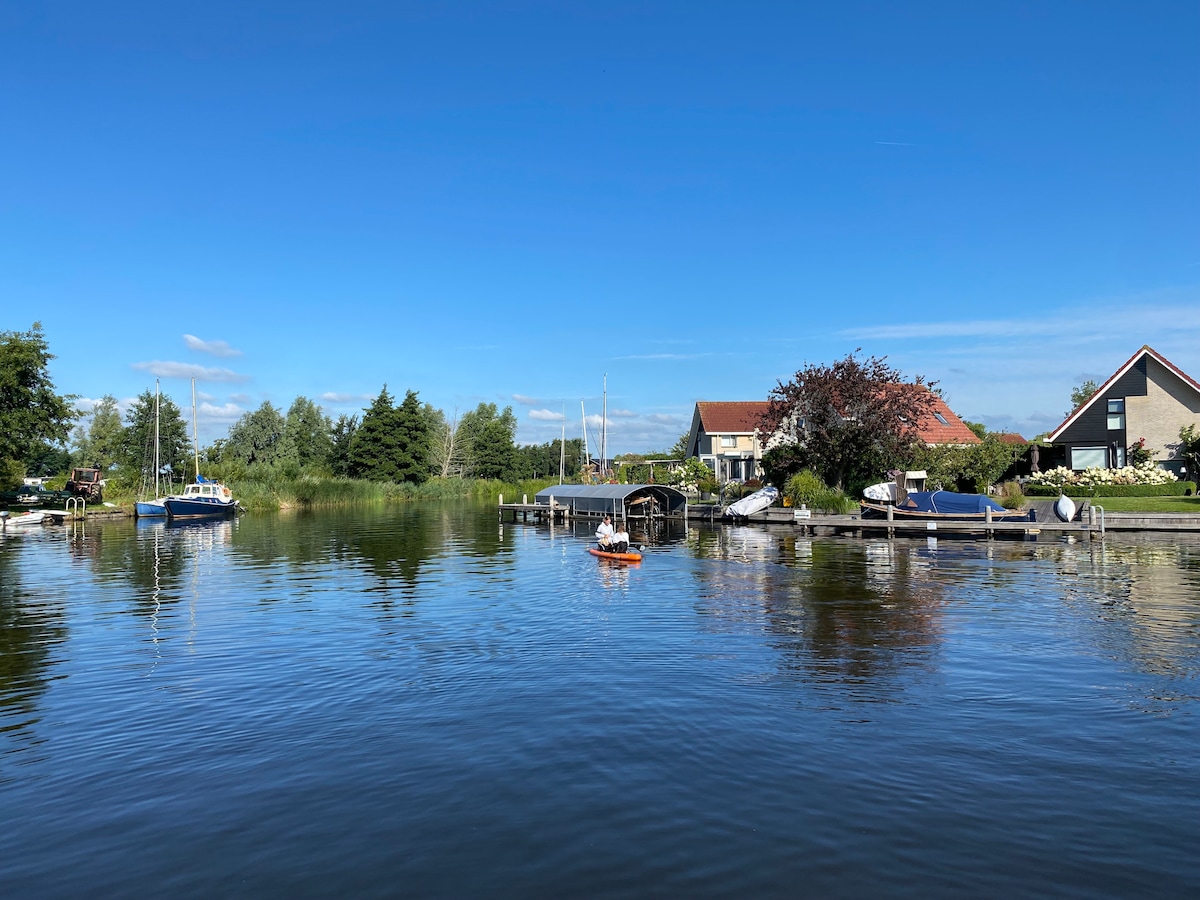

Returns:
985,506,993,540
887,504,894,538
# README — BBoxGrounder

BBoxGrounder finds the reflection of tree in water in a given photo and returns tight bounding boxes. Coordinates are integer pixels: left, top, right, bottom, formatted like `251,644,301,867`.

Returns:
56,521,194,626
342,503,521,614
0,549,67,738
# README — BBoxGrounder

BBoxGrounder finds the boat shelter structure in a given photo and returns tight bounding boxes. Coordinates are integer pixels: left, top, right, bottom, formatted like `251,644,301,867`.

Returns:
534,484,688,522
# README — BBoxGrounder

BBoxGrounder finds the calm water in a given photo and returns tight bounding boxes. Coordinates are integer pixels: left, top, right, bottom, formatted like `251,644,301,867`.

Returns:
2,502,1199,898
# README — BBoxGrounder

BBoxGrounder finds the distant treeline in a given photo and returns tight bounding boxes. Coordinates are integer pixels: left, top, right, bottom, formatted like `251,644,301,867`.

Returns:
68,384,590,497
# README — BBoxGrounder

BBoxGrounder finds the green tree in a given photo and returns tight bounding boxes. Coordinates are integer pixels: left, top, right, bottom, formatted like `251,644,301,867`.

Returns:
328,414,358,477
911,436,1024,493
394,390,432,484
1067,379,1099,416
457,402,518,480
284,396,332,468
0,323,77,483
348,386,402,480
761,351,939,491
121,389,192,489
516,438,583,480
963,420,988,441
72,395,125,470
223,401,293,467
1179,425,1200,484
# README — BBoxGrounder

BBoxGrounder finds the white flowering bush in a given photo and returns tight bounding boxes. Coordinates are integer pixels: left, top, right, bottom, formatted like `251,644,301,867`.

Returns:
1029,462,1178,488
662,457,715,493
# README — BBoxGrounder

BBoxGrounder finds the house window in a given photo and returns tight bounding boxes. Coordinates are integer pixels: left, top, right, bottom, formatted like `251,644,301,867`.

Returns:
1107,399,1125,431
720,436,736,448
1071,447,1108,470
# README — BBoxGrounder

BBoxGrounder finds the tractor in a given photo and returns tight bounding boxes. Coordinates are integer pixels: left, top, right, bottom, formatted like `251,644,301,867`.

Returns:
65,467,104,503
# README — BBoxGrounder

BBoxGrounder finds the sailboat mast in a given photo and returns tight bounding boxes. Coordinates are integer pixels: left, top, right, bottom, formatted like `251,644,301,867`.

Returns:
153,379,161,496
191,377,200,481
559,404,565,484
601,374,607,479
581,400,589,477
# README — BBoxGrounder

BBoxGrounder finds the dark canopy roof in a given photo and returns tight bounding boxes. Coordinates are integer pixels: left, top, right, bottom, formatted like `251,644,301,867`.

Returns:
534,484,688,517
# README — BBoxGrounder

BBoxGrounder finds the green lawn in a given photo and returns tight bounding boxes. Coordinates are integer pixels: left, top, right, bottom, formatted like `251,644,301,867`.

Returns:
1063,495,1200,513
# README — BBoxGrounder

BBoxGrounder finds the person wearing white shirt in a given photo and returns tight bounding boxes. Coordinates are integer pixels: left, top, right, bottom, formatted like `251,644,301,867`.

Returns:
611,524,629,553
595,514,615,549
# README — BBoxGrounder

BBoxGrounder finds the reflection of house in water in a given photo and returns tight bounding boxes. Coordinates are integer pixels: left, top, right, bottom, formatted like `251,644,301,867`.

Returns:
1038,540,1200,688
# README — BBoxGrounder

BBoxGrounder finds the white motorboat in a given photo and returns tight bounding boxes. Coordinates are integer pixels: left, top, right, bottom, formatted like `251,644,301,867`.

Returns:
723,485,780,518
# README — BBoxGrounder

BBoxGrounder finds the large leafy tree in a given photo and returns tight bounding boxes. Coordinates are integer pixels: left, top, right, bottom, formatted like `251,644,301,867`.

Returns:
72,395,125,470
456,403,518,479
223,401,294,467
760,351,939,491
121,389,192,488
515,438,582,480
284,396,332,468
0,323,77,483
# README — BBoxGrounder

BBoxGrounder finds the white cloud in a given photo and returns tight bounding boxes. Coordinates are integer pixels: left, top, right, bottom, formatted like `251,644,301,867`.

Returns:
184,334,242,358
646,413,682,426
199,402,243,420
613,352,708,361
513,394,542,406
132,361,249,383
321,391,373,403
529,408,563,421
609,408,638,419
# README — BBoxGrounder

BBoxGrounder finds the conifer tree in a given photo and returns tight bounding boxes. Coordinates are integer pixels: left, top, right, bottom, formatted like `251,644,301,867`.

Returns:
348,386,402,480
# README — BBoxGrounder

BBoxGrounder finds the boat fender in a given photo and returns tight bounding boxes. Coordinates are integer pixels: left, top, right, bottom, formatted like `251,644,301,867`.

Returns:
1054,494,1076,522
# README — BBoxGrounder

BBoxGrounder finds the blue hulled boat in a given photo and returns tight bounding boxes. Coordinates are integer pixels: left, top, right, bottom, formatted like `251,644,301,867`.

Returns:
163,476,238,519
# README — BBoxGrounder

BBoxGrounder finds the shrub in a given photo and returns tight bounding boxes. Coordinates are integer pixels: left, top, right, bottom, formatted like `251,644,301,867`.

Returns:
1025,481,1196,498
1029,462,1178,489
996,481,1026,509
785,469,857,513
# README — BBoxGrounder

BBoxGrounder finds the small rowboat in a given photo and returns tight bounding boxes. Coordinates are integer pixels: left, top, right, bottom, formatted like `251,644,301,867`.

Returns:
588,547,643,563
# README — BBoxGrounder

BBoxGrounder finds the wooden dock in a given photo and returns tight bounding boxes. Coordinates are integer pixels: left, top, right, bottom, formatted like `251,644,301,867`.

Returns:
498,494,572,524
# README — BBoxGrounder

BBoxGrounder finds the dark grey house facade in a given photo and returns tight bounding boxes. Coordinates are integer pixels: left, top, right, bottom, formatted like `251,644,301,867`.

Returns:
1047,346,1200,477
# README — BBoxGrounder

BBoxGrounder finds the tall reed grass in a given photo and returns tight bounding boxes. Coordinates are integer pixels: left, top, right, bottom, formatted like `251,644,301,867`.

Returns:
222,474,564,511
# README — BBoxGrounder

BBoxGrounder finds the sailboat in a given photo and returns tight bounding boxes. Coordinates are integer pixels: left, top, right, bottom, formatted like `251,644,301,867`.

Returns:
135,380,168,518
163,379,238,520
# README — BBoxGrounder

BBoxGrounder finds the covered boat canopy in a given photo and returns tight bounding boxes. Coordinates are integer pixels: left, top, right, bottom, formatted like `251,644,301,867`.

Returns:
534,484,688,519
899,491,1006,515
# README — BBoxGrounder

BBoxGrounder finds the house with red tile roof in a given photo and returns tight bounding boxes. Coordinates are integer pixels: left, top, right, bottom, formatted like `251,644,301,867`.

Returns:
685,402,772,482
994,433,1028,445
685,393,979,482
1046,345,1200,476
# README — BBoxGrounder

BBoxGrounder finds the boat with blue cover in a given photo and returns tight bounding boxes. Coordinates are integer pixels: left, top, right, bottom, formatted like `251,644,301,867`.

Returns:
860,490,1033,522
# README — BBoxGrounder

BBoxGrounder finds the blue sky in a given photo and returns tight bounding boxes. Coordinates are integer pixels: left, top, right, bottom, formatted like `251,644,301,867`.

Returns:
4,2,1198,452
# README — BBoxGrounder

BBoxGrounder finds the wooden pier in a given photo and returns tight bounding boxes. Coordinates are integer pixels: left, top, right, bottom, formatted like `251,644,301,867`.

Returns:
498,494,572,524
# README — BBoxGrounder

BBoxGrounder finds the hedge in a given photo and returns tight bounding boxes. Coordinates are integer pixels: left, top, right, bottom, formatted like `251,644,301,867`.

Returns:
1025,482,1196,498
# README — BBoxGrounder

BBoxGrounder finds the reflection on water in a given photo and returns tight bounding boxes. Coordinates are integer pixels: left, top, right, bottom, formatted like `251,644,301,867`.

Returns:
2,506,1200,897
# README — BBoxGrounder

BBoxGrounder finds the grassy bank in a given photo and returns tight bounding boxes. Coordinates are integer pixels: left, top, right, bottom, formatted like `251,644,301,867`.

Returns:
1065,495,1200,513
224,475,562,512
96,475,565,514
